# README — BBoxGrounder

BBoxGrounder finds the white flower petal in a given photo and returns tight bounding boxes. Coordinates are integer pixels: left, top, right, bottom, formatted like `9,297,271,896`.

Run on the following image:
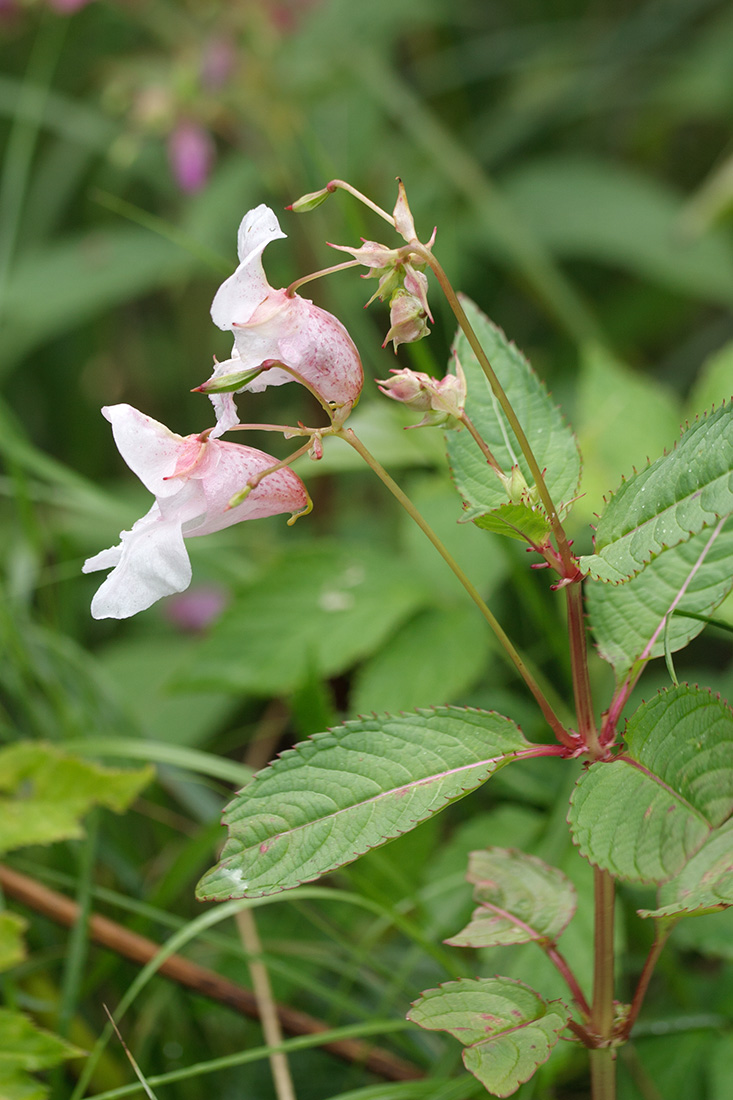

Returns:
102,405,187,498
88,507,192,620
211,204,286,331
236,204,287,265
82,544,122,573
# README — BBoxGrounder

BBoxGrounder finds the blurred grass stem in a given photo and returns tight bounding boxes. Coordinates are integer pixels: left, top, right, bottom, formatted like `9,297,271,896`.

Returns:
0,15,68,324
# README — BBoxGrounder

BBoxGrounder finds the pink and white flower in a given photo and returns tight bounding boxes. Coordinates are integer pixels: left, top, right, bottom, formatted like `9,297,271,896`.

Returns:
83,404,309,619
200,205,363,436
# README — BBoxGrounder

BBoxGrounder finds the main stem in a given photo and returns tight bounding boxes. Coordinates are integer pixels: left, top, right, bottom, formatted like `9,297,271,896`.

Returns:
590,867,617,1099
339,428,573,748
566,582,601,757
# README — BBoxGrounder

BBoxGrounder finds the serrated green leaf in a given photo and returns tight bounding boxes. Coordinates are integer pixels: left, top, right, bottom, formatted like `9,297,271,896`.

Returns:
445,298,580,530
473,504,552,544
407,977,568,1098
569,685,733,883
587,516,733,682
0,913,27,973
0,1008,82,1100
197,708,531,900
0,743,152,855
350,606,490,716
640,817,733,919
181,542,430,696
579,404,733,582
445,848,576,948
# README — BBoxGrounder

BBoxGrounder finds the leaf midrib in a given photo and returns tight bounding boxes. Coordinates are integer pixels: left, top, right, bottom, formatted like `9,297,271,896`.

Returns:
225,747,529,858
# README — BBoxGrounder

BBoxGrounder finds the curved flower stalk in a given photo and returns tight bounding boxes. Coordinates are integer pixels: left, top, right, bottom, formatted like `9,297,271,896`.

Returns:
199,204,363,436
83,405,310,620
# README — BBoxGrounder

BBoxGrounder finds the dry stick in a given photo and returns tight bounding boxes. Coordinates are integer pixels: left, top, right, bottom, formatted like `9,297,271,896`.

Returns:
238,712,299,1100
236,909,297,1100
0,864,422,1083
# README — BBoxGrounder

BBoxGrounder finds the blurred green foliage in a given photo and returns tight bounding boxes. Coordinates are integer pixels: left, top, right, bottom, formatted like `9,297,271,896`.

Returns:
3,0,733,1097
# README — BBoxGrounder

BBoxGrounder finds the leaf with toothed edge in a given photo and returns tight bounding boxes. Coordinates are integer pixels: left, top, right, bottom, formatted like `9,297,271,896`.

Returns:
445,297,581,536
407,977,569,1098
569,685,733,884
579,403,733,583
587,515,733,683
445,847,577,948
639,817,733,920
196,707,531,901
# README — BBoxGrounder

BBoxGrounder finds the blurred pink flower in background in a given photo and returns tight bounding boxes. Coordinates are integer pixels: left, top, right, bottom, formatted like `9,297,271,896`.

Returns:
200,35,236,91
164,585,230,633
168,120,215,194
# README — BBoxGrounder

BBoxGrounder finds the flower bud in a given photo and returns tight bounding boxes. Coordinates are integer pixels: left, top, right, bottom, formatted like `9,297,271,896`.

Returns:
393,178,417,243
382,289,431,351
497,465,541,507
287,187,331,212
376,365,466,429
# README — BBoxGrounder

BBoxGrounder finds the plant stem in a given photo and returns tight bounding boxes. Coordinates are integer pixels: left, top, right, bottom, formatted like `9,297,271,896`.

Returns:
414,246,575,574
566,582,601,757
338,427,574,749
545,944,591,1019
622,920,677,1040
325,179,396,226
590,1049,617,1100
590,867,617,1099
459,412,504,475
286,259,362,297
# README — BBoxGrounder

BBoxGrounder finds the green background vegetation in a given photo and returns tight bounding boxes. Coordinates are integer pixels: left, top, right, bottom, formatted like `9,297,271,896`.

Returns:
2,0,733,1096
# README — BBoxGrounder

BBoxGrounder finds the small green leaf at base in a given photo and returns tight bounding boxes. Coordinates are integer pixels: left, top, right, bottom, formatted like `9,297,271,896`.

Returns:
569,685,733,883
407,977,569,1098
639,817,733,919
473,504,552,545
446,848,576,948
197,707,531,900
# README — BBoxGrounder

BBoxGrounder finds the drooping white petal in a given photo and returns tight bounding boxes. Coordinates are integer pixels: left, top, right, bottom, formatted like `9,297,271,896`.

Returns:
102,405,189,498
211,204,286,330
85,505,192,620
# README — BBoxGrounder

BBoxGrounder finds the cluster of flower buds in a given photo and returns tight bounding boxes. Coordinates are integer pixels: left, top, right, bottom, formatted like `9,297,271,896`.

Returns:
327,181,436,351
376,362,467,429
85,204,363,619
290,179,436,351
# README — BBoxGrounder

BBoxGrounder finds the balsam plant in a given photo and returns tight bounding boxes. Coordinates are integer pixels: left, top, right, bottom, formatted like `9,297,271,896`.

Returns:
85,179,733,1100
